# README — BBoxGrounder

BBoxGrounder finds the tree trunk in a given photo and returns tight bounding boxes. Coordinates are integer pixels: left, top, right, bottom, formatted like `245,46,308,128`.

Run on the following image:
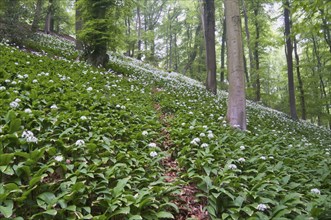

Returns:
44,0,53,34
294,37,306,120
137,6,142,60
254,5,261,101
75,0,83,50
220,17,226,83
225,0,247,130
183,22,202,75
284,0,298,120
201,0,217,94
242,0,253,88
31,0,43,32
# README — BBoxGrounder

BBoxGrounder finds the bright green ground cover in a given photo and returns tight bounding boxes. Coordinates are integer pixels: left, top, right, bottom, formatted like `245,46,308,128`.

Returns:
0,37,330,219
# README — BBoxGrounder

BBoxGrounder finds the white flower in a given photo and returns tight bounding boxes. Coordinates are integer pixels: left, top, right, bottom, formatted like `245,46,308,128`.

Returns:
87,87,93,91
75,139,85,146
142,131,148,136
181,123,186,126
0,86,6,91
201,143,209,148
240,145,245,150
26,135,38,143
32,79,38,83
207,133,214,139
188,111,193,115
200,133,206,137
5,79,10,83
24,108,32,113
55,155,64,162
207,130,213,134
50,104,58,109
10,101,19,108
49,80,54,83
228,164,237,170
121,105,126,110
22,130,34,138
11,81,17,85
80,116,87,120
260,156,266,160
189,126,194,130
150,151,158,157
269,156,274,159
238,158,246,162
15,98,21,102
17,74,23,79
193,137,200,143
310,188,321,195
202,125,208,129
256,203,268,211
116,104,121,109
23,74,28,78
148,143,157,148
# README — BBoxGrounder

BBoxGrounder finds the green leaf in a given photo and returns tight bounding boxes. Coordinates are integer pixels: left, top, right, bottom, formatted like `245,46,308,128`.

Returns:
113,177,130,198
0,200,13,218
0,154,14,166
156,211,174,219
43,209,57,216
9,118,21,133
0,165,14,175
110,207,130,217
129,215,143,220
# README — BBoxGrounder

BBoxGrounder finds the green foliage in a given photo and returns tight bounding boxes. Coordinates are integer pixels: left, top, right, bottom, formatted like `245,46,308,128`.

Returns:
0,31,331,219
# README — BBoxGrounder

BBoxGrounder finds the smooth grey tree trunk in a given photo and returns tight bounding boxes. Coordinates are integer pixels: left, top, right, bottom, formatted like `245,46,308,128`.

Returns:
225,0,247,130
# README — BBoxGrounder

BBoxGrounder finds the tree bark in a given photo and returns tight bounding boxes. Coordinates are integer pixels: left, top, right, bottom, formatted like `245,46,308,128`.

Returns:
254,4,261,101
284,0,298,120
137,6,142,60
220,17,226,83
183,22,202,75
242,0,253,88
44,0,53,34
31,0,43,32
294,37,306,120
225,0,247,130
201,0,217,94
75,0,83,50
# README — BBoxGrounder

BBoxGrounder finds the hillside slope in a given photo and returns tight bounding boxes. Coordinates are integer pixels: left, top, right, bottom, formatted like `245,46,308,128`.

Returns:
0,37,330,219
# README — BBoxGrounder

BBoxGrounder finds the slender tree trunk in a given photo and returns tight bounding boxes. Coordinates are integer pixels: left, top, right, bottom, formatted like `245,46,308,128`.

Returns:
137,6,142,60
284,0,298,120
254,5,261,101
242,0,253,88
183,22,202,75
225,0,247,130
319,9,331,53
294,37,306,120
75,0,83,50
201,0,217,94
44,0,53,34
31,0,43,32
220,17,226,83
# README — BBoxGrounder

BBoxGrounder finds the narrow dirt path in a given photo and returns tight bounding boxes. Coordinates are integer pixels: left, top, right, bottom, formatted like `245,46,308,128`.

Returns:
152,88,208,220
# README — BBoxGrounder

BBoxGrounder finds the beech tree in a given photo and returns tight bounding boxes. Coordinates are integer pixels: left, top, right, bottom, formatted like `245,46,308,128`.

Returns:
225,0,246,130
284,0,298,120
200,0,217,94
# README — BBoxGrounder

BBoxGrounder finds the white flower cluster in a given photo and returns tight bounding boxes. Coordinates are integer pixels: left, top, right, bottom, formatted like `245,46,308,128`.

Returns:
310,188,321,194
228,164,237,170
75,139,85,147
50,104,58,109
10,101,19,108
148,142,158,157
256,203,268,211
55,155,64,162
190,137,201,146
22,130,38,143
142,131,148,136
